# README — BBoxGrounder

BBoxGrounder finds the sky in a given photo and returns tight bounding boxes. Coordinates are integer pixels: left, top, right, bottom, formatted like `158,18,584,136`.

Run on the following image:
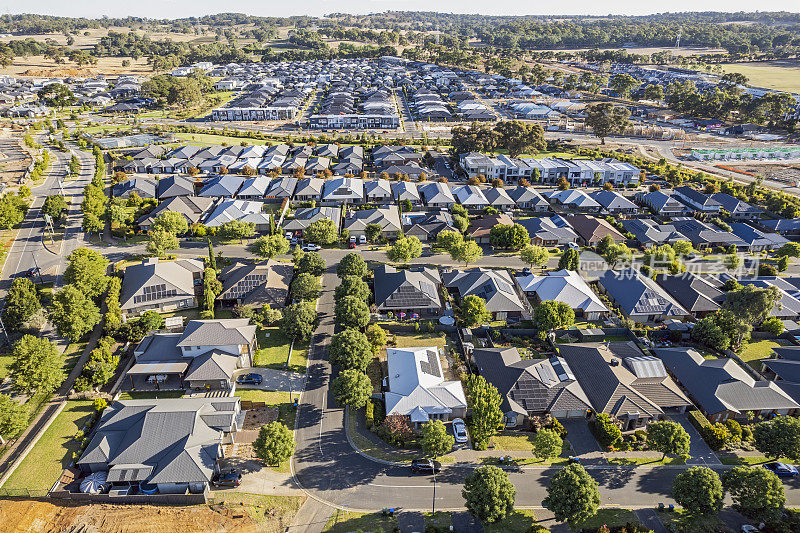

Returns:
4,1,799,20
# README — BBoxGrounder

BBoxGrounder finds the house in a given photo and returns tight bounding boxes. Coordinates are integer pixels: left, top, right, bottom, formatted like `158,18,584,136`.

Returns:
737,278,800,319
516,216,579,247
507,186,548,211
138,196,214,231
453,185,488,210
217,260,293,308
419,182,456,208
709,193,762,220
343,206,402,239
198,175,245,197
670,217,748,251
598,269,690,322
672,186,722,214
76,397,241,496
321,177,364,205
157,175,196,199
472,347,591,427
465,213,514,245
203,199,271,231
654,272,724,318
364,179,392,204
236,176,270,200
759,219,800,236
729,223,788,252
391,181,421,205
655,347,800,423
559,342,692,431
760,346,800,409
120,258,203,316
384,347,467,427
637,190,687,217
562,214,625,247
284,206,341,234
545,189,601,213
483,187,516,210
516,269,610,321
442,268,528,321
126,319,258,392
293,177,324,202
264,177,298,201
590,190,638,215
404,211,458,242
622,219,685,249
113,178,157,199
373,264,442,317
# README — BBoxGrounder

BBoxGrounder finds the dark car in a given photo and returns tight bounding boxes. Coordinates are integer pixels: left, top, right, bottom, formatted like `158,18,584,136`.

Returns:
211,470,242,488
764,462,799,478
411,458,441,474
236,373,263,385
12,267,40,279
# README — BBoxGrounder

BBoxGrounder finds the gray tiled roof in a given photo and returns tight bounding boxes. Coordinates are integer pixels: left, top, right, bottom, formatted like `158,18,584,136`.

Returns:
373,264,441,311
177,319,256,347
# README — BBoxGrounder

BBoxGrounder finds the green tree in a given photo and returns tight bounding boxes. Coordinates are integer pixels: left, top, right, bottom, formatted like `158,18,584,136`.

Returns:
672,240,695,256
297,252,326,276
533,301,575,336
724,283,780,326
281,302,316,341
3,277,41,329
421,419,455,458
761,317,784,335
753,416,800,461
453,214,469,233
723,253,742,271
672,467,724,516
38,83,76,107
50,285,100,342
64,248,109,299
41,195,67,221
592,413,621,448
460,295,491,327
337,253,368,278
585,102,630,144
365,324,387,354
519,244,549,268
603,243,633,268
531,428,563,460
494,120,546,158
250,234,290,259
723,466,785,519
303,219,338,245
437,230,464,252
450,240,483,267
335,296,370,329
253,421,294,466
332,369,372,409
335,276,371,302
82,212,103,234
464,375,503,450
387,236,422,264
646,420,691,460
151,210,189,235
489,224,530,250
0,194,26,230
462,465,516,523
146,229,179,257
291,272,321,301
82,336,119,387
691,313,732,352
542,463,601,529
609,73,639,98
9,335,64,395
0,394,28,441
329,329,373,371
364,223,382,243
558,248,579,270
220,220,256,243
776,242,800,258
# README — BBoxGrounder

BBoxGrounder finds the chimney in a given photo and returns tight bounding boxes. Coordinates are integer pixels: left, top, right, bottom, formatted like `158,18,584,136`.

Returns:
610,358,620,367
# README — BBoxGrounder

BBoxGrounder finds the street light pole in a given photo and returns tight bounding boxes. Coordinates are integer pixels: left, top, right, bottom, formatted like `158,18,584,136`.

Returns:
432,467,436,516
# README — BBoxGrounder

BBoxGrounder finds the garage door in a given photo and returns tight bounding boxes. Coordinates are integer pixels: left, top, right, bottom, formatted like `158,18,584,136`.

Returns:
567,410,585,418
551,410,567,419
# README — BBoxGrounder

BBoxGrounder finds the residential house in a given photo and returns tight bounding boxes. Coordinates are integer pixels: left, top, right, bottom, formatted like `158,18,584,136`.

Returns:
670,217,748,251
157,175,196,199
590,190,638,215
598,269,690,322
120,258,203,316
729,223,788,252
284,206,341,234
293,177,324,202
321,177,364,205
138,196,213,231
442,268,528,322
419,182,456,208
655,347,799,423
672,186,722,214
364,179,393,204
472,347,591,427
759,219,800,236
654,272,724,318
236,176,270,200
217,260,293,308
737,278,800,319
343,206,402,239
198,175,245,198
467,213,514,245
545,189,601,213
709,193,762,220
404,211,458,242
760,346,800,409
391,181,421,205
517,216,579,247
507,186,548,211
562,214,625,247
637,190,687,217
622,219,685,249
453,185,489,210
373,264,442,317
113,178,157,199
483,187,516,210
516,269,610,321
264,177,298,201
203,199,271,231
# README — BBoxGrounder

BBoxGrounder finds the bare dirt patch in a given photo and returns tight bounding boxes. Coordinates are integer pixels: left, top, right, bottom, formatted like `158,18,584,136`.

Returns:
727,163,800,184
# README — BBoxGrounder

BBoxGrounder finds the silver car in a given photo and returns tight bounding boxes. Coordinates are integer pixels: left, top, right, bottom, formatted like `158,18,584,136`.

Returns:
452,418,468,444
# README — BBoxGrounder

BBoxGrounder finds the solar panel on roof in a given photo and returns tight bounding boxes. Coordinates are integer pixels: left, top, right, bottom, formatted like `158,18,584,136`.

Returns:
419,349,442,378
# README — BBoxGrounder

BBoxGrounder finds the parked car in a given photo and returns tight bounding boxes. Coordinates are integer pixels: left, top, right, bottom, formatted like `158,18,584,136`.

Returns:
359,235,367,244
302,243,321,252
411,458,441,475
349,235,357,244
763,462,798,478
348,242,356,249
211,470,242,488
236,373,263,385
285,232,293,241
452,418,468,444
12,267,39,279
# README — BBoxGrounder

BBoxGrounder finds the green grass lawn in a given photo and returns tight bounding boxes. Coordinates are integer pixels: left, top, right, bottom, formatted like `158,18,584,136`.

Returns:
1,400,94,493
254,327,293,369
491,432,537,451
739,339,786,370
484,510,540,533
233,389,297,473
608,456,686,466
117,391,185,400
719,455,771,465
657,508,725,533
175,132,272,146
0,351,13,380
424,512,453,532
578,509,638,529
391,332,447,349
324,509,398,532
208,493,306,530
720,61,800,94
62,341,87,375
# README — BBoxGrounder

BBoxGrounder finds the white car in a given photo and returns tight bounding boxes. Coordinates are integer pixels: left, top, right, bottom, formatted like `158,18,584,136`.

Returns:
452,418,468,444
350,235,357,244
358,235,367,244
302,243,321,252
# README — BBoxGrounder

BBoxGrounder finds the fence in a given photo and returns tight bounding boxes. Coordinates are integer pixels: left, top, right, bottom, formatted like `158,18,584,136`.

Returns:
48,489,208,505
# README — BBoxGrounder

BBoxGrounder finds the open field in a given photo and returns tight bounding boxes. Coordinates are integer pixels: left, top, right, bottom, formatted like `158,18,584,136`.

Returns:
0,55,155,78
721,61,800,93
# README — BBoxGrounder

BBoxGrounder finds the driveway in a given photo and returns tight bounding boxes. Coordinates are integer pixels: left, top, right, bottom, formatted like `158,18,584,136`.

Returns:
397,511,426,533
561,419,601,456
234,368,306,393
451,511,483,533
670,413,721,466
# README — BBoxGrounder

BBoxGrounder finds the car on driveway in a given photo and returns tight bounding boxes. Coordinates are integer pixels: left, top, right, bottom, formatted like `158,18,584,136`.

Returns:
302,243,321,252
211,470,241,488
452,418,468,444
236,373,263,385
763,462,798,478
411,458,441,474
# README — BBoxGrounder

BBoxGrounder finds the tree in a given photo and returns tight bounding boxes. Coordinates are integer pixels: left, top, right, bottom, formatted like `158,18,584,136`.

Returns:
3,277,41,329
672,240,695,256
603,243,633,268
337,253,367,278
50,285,100,342
437,230,464,252
297,252,326,276
281,302,316,341
250,234,290,259
450,241,483,267
220,220,256,243
421,420,455,458
335,276,371,302
494,120,546,158
9,335,64,395
0,194,26,230
723,466,785,519
332,369,372,409
585,102,630,144
304,219,338,245
723,253,742,271
82,336,119,387
609,73,639,98
147,229,179,257
41,195,67,221
64,248,109,299
533,301,575,335
761,317,784,336
291,272,321,301
335,296,370,329
329,329,373,371
558,248,579,270
453,214,469,233
365,324,387,354
461,295,491,327
753,416,800,461
489,224,530,250
531,428,563,460
596,235,615,256
592,413,621,448
519,244,549,268
387,236,422,264
672,467,724,516
0,394,28,442
691,314,731,352
646,420,690,460
38,83,75,107
724,283,780,326
82,212,102,235
364,224,382,243
151,210,189,235
464,375,503,450
643,84,665,101
776,242,800,258
543,463,601,529
462,466,516,523
253,421,294,466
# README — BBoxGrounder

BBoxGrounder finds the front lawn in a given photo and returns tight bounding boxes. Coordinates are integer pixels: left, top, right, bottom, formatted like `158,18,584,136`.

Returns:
719,455,770,465
208,493,306,530
1,400,94,493
608,456,686,466
578,509,639,529
324,509,398,533
233,389,297,473
484,510,540,533
739,339,786,370
657,509,726,533
254,327,293,370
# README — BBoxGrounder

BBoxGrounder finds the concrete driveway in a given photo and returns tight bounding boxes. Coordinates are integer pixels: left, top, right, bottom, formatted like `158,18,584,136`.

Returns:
561,419,601,455
670,413,721,466
233,368,306,393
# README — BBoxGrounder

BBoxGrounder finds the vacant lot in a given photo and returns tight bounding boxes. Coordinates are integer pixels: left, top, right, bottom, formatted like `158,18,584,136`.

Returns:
721,61,800,93
0,55,154,78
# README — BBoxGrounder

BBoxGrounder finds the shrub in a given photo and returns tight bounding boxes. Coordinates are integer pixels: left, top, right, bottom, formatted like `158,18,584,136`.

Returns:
726,419,743,442
365,398,375,429
591,413,621,448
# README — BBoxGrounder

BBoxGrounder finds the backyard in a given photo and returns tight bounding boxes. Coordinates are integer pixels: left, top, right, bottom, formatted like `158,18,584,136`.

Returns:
738,339,786,371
